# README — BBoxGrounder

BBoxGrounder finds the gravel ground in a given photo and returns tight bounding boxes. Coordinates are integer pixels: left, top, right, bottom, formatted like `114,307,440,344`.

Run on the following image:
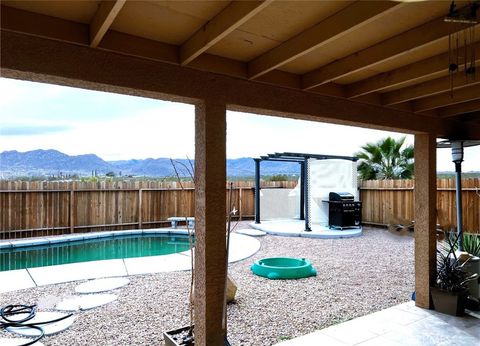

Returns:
0,224,414,345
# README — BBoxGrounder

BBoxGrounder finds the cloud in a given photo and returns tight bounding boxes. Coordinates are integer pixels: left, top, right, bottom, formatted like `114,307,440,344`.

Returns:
0,78,66,108
0,102,195,161
226,111,413,159
1,78,478,172
1,125,71,136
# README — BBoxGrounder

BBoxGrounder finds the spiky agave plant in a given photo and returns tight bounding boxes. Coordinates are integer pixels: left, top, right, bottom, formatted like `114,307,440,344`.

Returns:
447,231,480,257
461,233,480,257
437,232,478,292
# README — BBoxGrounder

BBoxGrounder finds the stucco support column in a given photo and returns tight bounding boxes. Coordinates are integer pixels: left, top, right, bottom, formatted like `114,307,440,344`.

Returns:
194,100,227,345
414,133,437,308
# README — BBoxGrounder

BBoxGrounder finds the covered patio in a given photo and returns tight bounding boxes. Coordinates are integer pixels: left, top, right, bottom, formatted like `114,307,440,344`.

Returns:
1,1,479,345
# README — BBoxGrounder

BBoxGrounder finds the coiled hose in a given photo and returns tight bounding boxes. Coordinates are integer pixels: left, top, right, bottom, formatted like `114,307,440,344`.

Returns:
0,304,73,346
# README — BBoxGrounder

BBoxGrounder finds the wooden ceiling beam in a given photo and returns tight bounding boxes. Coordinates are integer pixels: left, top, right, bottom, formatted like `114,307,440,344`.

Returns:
308,83,346,98
1,5,308,92
0,5,356,97
438,100,480,117
180,0,273,65
0,5,89,44
90,0,126,48
413,84,480,112
2,5,479,137
382,73,480,106
346,42,480,98
99,30,178,64
4,29,474,138
248,1,401,79
1,5,178,64
302,15,471,90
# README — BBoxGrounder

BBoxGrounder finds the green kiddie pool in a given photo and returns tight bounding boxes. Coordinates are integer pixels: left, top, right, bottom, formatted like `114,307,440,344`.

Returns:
251,257,317,279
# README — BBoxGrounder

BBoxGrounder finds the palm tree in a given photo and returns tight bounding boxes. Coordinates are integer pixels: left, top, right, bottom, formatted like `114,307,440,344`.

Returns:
355,136,414,180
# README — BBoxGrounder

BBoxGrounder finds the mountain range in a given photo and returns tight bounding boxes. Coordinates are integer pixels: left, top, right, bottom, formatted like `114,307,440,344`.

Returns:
0,149,300,178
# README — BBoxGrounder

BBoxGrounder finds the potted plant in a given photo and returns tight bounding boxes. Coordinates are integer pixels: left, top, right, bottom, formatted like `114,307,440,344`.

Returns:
448,231,480,302
431,232,478,316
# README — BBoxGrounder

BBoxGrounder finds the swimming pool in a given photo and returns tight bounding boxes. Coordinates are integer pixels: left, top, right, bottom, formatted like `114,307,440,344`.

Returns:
0,234,192,272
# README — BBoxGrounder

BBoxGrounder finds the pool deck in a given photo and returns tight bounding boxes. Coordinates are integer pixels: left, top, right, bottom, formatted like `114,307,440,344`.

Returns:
0,229,260,293
250,219,362,238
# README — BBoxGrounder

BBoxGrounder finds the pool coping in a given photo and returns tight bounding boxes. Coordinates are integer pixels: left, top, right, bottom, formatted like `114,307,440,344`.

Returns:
0,228,195,249
0,229,261,293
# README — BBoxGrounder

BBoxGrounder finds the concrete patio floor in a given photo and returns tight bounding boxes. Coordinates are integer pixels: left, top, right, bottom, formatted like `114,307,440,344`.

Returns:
250,219,362,238
274,301,479,346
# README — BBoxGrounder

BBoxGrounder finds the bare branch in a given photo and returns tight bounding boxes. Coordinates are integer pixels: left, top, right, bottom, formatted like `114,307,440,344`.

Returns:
173,159,195,182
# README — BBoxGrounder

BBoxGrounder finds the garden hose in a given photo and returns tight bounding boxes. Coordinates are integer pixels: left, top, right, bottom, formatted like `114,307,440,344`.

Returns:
0,304,73,346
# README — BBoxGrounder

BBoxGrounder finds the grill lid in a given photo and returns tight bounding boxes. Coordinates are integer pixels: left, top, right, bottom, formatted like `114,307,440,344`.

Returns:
329,192,354,201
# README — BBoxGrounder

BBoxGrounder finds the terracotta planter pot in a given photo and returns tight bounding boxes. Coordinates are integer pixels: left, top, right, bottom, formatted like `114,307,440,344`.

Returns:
431,287,468,316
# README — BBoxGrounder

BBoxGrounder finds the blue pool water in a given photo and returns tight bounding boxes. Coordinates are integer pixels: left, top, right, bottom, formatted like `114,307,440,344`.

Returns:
0,234,192,272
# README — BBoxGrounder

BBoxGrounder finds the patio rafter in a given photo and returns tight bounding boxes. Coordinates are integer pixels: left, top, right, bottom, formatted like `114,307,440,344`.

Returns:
247,1,402,79
180,0,273,65
345,42,480,98
302,13,471,90
413,84,480,113
382,73,480,106
439,100,480,118
2,3,480,116
90,0,126,48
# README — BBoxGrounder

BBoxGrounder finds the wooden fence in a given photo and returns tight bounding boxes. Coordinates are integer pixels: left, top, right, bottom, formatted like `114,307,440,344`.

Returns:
0,180,295,239
359,178,480,233
2,179,479,239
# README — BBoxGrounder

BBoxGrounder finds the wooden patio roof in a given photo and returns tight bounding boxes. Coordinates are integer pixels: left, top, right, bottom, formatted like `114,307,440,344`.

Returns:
1,0,480,138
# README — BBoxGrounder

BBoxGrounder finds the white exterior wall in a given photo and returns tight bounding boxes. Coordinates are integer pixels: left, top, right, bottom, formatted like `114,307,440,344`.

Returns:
259,159,358,225
308,159,358,225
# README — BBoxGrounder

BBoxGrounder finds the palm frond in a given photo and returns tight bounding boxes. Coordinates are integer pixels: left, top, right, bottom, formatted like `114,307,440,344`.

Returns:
356,136,414,180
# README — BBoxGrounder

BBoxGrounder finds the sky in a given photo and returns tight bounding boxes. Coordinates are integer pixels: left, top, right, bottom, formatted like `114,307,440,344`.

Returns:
0,77,479,172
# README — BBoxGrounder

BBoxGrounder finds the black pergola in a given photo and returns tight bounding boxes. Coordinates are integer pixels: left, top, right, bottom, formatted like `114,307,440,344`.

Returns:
254,152,358,231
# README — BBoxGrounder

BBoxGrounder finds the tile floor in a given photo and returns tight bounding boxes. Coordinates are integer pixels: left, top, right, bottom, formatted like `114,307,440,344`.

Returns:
275,301,479,346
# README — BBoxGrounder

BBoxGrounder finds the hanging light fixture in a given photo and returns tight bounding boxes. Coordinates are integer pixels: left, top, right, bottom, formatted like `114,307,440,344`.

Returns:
445,1,478,97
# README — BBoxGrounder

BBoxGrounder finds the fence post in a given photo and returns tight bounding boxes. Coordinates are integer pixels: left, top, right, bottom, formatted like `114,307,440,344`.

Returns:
138,188,143,229
69,189,74,233
239,187,243,221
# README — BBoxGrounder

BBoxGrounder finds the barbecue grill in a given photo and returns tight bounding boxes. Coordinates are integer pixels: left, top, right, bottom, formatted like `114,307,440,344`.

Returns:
324,192,362,230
